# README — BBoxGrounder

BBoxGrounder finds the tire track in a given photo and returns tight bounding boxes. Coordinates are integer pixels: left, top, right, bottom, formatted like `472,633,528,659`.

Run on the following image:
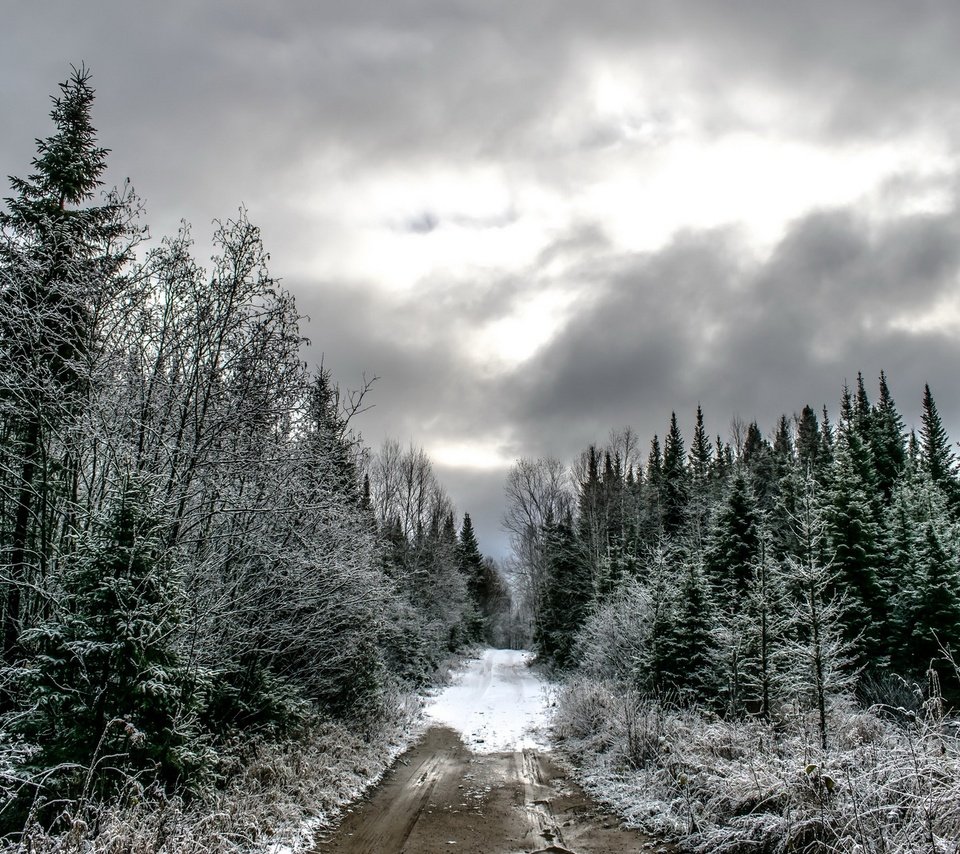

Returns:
316,725,669,854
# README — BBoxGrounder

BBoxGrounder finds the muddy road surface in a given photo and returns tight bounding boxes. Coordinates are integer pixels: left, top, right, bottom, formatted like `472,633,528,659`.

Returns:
315,650,669,854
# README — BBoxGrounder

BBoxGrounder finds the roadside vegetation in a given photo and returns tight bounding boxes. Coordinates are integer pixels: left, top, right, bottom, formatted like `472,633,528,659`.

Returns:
508,376,960,850
0,68,509,851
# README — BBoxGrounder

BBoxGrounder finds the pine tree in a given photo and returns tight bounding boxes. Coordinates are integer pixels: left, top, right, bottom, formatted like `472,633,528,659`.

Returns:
743,421,778,512
1,67,137,662
15,483,198,797
741,531,792,719
689,404,713,482
688,404,714,546
577,446,604,593
822,427,887,673
662,557,719,704
888,473,960,690
661,413,688,537
772,414,794,472
900,523,960,686
642,434,664,544
919,384,959,512
796,404,821,476
819,406,835,471
456,513,488,640
535,515,592,668
853,371,872,441
457,512,484,598
869,371,907,504
704,474,760,609
785,472,856,749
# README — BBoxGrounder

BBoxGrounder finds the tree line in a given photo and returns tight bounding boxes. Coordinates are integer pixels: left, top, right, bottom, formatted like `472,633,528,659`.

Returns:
0,67,505,833
507,373,960,745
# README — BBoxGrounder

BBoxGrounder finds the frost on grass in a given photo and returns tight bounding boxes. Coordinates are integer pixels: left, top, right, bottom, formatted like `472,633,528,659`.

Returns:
553,677,960,853
3,691,423,854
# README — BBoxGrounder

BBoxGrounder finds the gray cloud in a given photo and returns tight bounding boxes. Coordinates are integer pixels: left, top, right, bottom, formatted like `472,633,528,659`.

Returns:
5,2,960,558
510,198,960,451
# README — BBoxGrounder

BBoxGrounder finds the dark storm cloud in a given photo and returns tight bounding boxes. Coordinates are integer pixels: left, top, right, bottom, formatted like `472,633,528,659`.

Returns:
510,198,960,455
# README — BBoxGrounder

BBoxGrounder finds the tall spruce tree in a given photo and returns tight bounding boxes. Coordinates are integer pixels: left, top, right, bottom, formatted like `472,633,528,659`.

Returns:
456,513,489,640
919,384,959,512
688,404,714,546
786,471,856,749
704,474,760,609
1,66,137,662
535,514,592,668
870,371,907,504
662,557,718,704
899,522,960,688
642,434,664,544
457,513,484,599
796,404,821,476
661,413,688,537
888,474,960,689
822,425,887,673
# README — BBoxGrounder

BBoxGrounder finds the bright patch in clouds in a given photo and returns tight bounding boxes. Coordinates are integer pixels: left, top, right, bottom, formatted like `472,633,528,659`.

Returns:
581,131,954,254
471,287,579,369
431,438,514,471
887,294,960,337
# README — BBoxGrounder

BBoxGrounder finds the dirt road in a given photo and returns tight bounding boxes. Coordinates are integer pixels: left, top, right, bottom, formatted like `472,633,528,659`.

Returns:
315,650,668,854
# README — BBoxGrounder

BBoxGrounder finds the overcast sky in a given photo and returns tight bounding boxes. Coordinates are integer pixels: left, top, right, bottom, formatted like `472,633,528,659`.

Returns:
5,2,960,557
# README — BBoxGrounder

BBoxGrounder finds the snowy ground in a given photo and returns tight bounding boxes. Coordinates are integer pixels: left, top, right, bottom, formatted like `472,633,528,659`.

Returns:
320,650,661,852
424,648,553,753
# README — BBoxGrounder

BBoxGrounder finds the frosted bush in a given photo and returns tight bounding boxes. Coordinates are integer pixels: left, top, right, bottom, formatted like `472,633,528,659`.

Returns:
554,676,960,854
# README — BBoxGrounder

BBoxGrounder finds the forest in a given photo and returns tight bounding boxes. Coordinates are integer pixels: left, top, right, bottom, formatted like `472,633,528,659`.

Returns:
506,378,960,849
5,65,960,854
0,69,507,850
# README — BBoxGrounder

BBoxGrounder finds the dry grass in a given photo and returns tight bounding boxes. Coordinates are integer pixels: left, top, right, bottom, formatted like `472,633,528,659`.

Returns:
553,677,960,853
2,691,423,854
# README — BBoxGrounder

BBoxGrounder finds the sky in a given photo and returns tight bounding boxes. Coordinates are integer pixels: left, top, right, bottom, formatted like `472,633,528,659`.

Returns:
4,2,960,558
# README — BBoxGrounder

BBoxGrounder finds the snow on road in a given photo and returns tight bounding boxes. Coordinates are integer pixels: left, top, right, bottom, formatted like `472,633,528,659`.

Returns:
424,648,552,753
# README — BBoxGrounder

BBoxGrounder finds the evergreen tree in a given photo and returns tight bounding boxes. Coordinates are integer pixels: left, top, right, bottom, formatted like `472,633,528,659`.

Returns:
870,371,907,504
576,446,604,593
457,512,484,599
796,404,821,476
642,546,677,695
785,472,856,749
688,404,714,546
641,434,664,544
888,474,960,690
741,531,792,719
772,414,794,472
853,371,872,441
742,421,778,512
704,474,760,609
819,406,835,471
662,557,718,704
822,427,887,673
16,484,199,798
1,67,138,662
456,513,489,640
689,404,713,482
535,515,592,668
661,413,688,537
919,384,959,511
901,523,960,691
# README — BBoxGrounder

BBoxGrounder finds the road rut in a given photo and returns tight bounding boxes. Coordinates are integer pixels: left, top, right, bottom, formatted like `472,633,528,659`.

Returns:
315,725,667,854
